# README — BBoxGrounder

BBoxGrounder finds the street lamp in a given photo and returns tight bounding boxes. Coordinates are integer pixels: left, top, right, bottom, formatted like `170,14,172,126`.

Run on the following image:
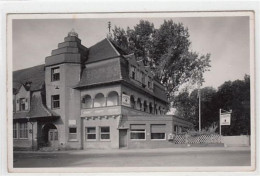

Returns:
26,117,34,150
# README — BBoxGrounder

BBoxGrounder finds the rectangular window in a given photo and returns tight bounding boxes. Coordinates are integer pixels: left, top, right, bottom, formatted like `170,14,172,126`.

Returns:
52,95,60,109
151,124,166,140
86,127,96,141
19,123,28,139
130,65,136,79
174,125,178,134
13,123,18,139
100,127,110,140
19,98,26,111
69,127,77,141
51,67,60,81
130,124,146,140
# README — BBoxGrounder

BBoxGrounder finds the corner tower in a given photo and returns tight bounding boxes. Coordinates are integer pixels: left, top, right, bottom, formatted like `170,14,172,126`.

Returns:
44,29,87,149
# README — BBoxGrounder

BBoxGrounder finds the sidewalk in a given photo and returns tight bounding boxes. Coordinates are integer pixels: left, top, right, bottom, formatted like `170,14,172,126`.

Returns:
14,146,251,155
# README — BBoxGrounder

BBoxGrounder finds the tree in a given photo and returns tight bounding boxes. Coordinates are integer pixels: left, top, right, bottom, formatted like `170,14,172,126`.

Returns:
174,87,217,130
174,75,250,135
111,20,211,101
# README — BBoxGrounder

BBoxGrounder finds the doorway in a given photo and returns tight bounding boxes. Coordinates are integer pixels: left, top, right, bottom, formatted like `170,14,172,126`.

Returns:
119,129,128,148
42,123,58,148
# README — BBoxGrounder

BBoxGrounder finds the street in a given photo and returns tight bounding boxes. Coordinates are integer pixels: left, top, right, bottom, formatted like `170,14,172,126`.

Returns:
13,147,251,167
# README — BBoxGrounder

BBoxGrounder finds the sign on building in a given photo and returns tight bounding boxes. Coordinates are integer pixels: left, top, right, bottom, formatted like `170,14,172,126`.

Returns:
220,113,231,125
122,94,131,107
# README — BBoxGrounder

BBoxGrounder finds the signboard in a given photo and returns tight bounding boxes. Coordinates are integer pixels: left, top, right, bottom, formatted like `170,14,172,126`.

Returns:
69,120,76,125
122,94,131,107
220,113,231,125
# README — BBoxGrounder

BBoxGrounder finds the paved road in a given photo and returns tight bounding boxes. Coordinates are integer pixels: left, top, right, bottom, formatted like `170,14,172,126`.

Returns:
13,147,251,167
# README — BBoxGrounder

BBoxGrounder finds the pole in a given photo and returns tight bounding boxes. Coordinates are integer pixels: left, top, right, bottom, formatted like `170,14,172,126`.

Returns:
198,88,201,132
31,122,34,150
219,109,221,136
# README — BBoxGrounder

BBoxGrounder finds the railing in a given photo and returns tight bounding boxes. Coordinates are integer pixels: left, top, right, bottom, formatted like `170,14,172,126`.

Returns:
173,134,221,144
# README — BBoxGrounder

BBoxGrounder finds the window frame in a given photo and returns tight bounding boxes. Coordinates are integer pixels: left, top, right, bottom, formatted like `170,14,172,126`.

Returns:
19,98,27,111
68,127,77,141
85,127,97,141
13,123,18,139
150,124,166,141
51,94,60,109
100,126,110,141
130,125,146,141
51,67,60,82
19,122,28,139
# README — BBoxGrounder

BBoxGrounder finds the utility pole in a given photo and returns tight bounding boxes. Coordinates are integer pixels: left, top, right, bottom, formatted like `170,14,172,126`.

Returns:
198,86,201,132
219,109,221,136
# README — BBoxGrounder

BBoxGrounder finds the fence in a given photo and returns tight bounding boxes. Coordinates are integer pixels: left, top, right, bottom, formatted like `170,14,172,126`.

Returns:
173,134,221,144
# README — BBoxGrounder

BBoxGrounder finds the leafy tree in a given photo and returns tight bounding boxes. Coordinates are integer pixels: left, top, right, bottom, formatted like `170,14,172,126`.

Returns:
174,75,250,135
111,20,211,101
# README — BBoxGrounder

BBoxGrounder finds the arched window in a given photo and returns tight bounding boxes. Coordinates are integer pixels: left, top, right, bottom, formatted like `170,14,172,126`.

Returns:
130,95,135,109
136,98,142,111
107,91,119,106
82,95,92,108
158,106,161,115
94,93,105,107
149,103,153,114
143,101,148,112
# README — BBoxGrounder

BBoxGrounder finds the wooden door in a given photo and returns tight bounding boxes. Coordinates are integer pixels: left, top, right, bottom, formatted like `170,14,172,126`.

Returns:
48,129,58,148
119,129,127,148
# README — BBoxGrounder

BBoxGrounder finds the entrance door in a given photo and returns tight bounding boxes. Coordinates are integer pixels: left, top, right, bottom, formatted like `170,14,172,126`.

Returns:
48,129,58,147
119,129,127,148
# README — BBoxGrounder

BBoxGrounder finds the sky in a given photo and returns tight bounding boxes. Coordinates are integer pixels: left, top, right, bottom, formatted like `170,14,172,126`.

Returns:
12,16,250,89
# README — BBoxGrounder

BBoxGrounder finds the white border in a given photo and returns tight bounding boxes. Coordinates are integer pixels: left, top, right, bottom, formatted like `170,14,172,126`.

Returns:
1,1,259,176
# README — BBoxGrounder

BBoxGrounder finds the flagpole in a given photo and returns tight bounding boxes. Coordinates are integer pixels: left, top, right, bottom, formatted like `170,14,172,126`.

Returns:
199,88,201,132
219,109,222,136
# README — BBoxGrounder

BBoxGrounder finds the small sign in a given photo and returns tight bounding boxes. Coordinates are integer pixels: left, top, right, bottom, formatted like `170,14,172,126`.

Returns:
122,94,131,107
69,120,76,125
220,113,231,125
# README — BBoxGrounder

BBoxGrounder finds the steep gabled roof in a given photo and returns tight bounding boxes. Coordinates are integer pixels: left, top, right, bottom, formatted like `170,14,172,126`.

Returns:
13,91,59,120
86,38,121,64
13,64,45,93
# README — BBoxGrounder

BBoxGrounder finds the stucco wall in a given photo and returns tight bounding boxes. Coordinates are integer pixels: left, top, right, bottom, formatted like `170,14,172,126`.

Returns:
82,116,120,149
13,121,38,150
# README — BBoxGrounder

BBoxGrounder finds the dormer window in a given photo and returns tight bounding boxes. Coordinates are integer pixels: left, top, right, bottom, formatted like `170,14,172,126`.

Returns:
130,65,136,79
51,67,60,81
18,98,28,111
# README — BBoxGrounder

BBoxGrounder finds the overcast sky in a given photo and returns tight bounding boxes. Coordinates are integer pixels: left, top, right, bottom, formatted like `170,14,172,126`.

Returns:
12,16,250,89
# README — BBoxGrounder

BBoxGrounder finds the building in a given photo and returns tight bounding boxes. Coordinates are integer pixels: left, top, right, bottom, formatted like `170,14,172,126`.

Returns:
13,30,192,150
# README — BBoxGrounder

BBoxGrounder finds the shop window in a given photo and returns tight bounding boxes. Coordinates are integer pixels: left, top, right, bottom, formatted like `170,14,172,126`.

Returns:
69,127,77,141
51,67,60,81
13,123,18,139
86,127,96,141
130,124,146,140
19,122,28,139
51,95,60,109
100,127,110,140
151,124,166,140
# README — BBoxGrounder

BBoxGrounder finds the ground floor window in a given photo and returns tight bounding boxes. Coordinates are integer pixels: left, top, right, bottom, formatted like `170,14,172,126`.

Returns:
130,124,146,140
151,124,166,140
69,127,77,141
19,122,28,139
100,127,110,140
13,123,18,139
86,127,96,141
